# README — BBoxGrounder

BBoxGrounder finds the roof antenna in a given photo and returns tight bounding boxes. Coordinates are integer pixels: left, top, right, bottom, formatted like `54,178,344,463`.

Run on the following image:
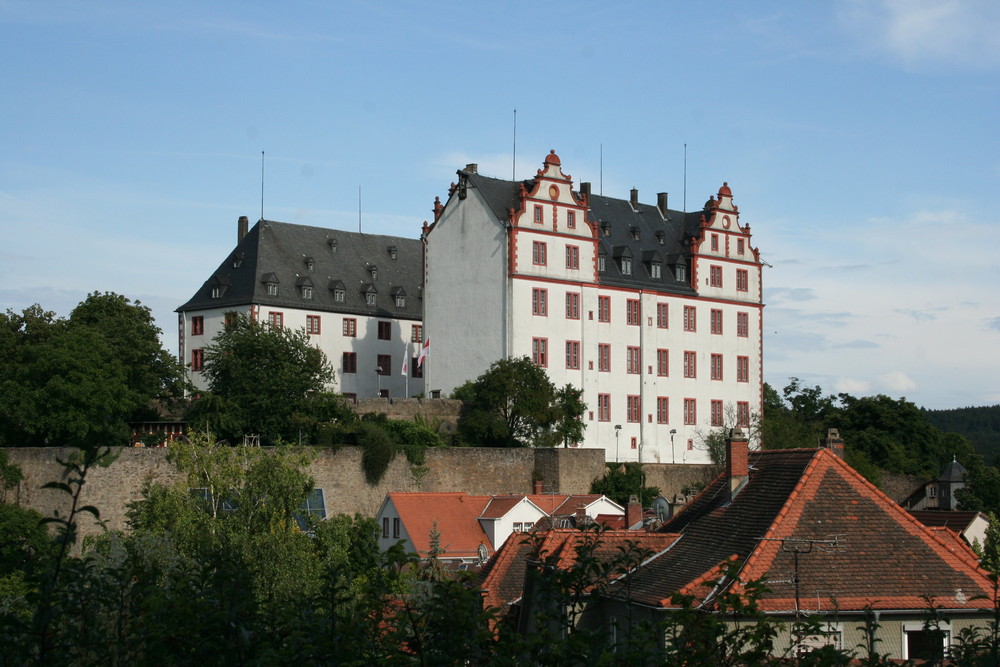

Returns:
600,143,603,196
358,185,362,233
512,108,517,182
260,150,265,220
683,143,687,212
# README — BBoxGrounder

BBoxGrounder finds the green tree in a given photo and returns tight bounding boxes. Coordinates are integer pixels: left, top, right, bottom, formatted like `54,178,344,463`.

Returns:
590,462,661,507
197,313,334,443
454,356,583,447
0,294,183,447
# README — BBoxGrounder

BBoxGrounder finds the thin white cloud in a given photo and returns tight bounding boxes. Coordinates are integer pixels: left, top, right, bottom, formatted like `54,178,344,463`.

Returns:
835,377,873,395
839,0,1000,69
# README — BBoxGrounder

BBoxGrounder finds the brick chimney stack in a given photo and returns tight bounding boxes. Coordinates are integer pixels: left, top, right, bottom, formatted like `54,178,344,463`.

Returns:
630,187,639,209
575,504,589,526
727,428,749,499
237,215,249,243
822,428,845,459
626,494,642,530
533,480,543,495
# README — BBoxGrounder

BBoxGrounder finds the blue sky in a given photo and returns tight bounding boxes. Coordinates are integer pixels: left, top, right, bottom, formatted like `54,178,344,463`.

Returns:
2,0,998,409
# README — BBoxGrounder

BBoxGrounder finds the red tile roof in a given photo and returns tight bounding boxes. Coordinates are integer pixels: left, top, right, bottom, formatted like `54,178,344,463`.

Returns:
611,448,997,614
387,492,492,559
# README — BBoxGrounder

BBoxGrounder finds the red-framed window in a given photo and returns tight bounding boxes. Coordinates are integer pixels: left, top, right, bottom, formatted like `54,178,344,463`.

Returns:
598,343,611,372
710,309,723,335
711,354,723,381
737,356,749,382
567,210,576,229
597,394,610,421
532,241,547,265
565,341,580,370
631,436,638,450
626,346,641,374
683,306,696,332
627,395,640,423
656,397,669,424
656,303,668,328
268,311,283,329
737,269,749,292
598,296,611,323
191,316,204,336
710,265,722,287
683,351,697,378
533,205,542,223
737,239,745,255
657,348,669,376
306,315,321,335
532,337,548,367
377,320,392,340
711,234,719,251
191,348,204,371
532,288,548,316
737,401,750,428
565,245,580,270
711,400,724,427
626,299,641,326
343,318,357,337
565,292,580,319
684,399,697,425
411,324,423,343
342,352,357,374
737,312,749,337
683,351,696,378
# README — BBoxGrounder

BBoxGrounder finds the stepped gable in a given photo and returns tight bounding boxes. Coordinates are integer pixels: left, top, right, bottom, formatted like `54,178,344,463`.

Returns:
611,448,996,613
461,170,701,296
177,219,423,318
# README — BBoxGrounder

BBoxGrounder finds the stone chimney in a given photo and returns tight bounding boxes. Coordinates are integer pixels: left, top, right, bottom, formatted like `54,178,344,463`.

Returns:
580,182,591,199
822,428,845,459
533,480,543,495
630,187,639,209
626,494,642,530
237,215,249,243
464,163,478,174
726,428,750,499
657,192,669,218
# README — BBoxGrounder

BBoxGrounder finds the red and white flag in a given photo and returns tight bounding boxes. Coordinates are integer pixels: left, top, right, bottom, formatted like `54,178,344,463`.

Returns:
418,338,429,367
401,353,408,376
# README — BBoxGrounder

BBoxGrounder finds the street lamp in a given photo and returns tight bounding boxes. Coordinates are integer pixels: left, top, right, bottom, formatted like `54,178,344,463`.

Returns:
614,425,622,463
375,367,383,397
670,429,677,464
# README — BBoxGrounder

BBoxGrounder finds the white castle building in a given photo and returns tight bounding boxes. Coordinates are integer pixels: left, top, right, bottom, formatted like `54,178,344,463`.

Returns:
178,150,763,464
422,151,763,464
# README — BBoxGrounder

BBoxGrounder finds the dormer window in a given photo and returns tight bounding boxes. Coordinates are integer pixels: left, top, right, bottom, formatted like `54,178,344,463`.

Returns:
651,262,661,279
210,275,230,299
598,248,607,273
621,257,632,275
211,286,222,299
302,286,313,299
601,221,610,236
366,293,376,306
655,231,665,245
334,289,345,302
395,295,405,308
328,239,338,253
304,257,315,271
388,246,398,260
630,225,640,240
232,252,245,268
267,283,278,296
369,266,378,281
676,265,686,282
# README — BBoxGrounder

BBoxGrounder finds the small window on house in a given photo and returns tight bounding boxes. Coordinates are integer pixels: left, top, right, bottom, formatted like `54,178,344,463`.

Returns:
232,253,244,268
334,289,345,302
601,221,610,236
306,315,321,335
598,251,606,273
630,225,640,240
392,517,400,538
191,316,204,336
382,518,389,538
620,257,632,275
377,321,391,340
268,312,283,329
533,205,542,223
267,283,278,296
366,292,376,306
343,318,357,337
305,257,315,271
328,239,338,253
211,286,222,299
301,286,313,299
737,239,745,255
191,348,204,371
411,325,423,343
342,352,357,373
650,262,661,279
676,265,686,282
370,267,378,281
388,246,398,260
711,234,719,251
395,295,405,308
655,231,665,245
567,210,575,228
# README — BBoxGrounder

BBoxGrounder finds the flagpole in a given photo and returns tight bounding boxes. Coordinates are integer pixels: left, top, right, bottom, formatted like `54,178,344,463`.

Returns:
404,342,409,398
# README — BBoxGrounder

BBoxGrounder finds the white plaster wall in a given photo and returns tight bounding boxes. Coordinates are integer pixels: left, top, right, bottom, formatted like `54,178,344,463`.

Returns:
424,188,508,396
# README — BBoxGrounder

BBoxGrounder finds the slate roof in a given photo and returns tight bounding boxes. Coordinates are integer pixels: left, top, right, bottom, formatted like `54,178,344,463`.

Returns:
609,448,996,614
461,171,702,296
177,219,423,320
